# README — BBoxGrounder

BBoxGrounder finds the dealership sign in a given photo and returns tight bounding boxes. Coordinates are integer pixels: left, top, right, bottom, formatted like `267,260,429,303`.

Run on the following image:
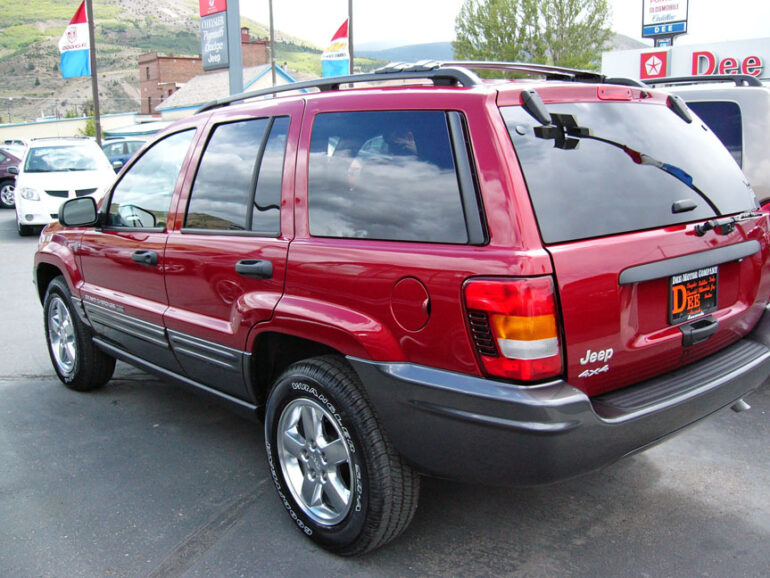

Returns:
691,51,764,77
201,12,229,71
642,0,689,38
199,0,226,17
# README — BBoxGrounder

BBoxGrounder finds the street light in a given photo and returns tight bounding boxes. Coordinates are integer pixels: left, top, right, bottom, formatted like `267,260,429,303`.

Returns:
6,97,12,124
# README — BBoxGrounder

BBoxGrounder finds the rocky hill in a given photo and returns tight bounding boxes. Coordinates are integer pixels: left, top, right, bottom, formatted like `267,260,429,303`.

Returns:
0,0,320,123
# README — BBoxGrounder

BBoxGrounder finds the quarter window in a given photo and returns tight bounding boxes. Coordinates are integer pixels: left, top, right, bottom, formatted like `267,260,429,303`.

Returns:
308,111,469,244
107,129,195,229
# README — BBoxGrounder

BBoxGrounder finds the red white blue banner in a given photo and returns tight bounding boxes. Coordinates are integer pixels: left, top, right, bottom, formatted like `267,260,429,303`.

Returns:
59,1,91,78
322,20,350,77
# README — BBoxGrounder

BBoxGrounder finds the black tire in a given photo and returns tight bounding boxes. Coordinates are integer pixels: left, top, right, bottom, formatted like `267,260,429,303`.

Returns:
0,179,14,209
264,355,420,555
43,276,116,391
17,218,33,236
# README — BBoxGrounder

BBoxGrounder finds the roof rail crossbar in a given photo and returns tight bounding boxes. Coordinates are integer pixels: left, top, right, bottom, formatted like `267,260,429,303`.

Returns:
196,66,483,113
439,61,607,82
645,75,763,88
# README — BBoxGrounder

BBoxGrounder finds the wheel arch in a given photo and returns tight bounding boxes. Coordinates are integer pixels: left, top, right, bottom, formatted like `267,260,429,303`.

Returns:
247,331,341,417
35,262,66,304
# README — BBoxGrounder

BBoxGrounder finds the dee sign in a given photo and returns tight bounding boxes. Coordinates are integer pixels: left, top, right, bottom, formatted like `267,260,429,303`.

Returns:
691,51,764,77
602,38,770,82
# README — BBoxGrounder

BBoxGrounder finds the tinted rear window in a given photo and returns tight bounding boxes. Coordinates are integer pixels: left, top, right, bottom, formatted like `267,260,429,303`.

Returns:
502,102,756,244
308,111,468,244
686,101,742,167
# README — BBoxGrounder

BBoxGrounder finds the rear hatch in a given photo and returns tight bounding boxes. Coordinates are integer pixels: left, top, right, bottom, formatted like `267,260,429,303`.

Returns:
499,86,770,397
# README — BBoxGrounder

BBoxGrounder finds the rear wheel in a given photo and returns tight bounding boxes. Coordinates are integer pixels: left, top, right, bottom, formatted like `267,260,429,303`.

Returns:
264,356,419,555
43,276,116,391
0,180,14,209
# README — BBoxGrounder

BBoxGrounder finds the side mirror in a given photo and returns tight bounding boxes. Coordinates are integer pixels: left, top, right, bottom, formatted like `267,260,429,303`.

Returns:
7,165,18,175
112,160,124,171
59,197,99,227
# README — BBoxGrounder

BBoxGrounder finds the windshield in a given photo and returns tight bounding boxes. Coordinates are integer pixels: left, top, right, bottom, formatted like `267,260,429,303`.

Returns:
24,145,103,173
501,102,757,244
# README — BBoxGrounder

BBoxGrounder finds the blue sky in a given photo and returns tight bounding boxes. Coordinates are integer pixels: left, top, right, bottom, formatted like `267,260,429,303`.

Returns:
240,0,770,49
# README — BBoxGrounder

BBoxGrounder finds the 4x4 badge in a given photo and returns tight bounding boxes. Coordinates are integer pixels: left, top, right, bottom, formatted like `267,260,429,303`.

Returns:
579,365,609,379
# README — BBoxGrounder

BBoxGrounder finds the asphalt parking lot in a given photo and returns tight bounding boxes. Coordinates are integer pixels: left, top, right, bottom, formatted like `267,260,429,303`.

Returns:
0,208,768,577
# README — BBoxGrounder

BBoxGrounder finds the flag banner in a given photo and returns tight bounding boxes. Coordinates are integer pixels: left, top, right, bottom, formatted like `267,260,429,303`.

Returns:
322,19,350,77
59,1,91,78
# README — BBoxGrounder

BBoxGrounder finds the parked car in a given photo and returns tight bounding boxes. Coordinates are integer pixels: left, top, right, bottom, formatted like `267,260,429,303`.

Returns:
646,75,770,209
14,137,115,236
34,62,770,555
101,137,146,171
0,147,21,209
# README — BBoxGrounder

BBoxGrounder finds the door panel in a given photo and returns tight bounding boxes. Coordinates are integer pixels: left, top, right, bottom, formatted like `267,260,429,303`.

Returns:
78,128,198,372
163,104,301,398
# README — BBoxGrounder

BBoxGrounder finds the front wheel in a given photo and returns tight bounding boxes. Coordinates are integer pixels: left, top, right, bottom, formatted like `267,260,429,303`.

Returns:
0,180,14,209
43,276,116,391
17,217,33,236
264,356,419,555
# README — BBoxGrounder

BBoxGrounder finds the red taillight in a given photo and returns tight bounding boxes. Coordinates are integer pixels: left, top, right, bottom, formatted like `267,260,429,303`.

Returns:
464,277,563,381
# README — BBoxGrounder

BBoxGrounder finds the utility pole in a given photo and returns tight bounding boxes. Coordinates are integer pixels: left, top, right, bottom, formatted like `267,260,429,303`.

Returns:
84,0,101,145
269,0,276,86
348,0,354,74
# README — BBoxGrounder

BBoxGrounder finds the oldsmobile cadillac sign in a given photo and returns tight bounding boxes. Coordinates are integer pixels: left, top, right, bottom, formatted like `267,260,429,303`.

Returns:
642,0,689,38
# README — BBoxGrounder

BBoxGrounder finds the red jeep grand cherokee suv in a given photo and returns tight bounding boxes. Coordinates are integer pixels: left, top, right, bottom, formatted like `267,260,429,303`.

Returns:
34,62,770,555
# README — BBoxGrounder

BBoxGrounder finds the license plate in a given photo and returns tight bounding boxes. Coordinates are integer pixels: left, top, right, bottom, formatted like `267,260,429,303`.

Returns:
669,266,718,324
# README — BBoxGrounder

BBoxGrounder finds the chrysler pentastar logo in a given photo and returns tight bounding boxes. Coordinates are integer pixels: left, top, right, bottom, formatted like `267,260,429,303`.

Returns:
645,55,663,76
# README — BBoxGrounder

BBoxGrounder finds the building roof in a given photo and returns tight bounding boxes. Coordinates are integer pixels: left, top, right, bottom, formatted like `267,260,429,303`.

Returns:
156,64,297,112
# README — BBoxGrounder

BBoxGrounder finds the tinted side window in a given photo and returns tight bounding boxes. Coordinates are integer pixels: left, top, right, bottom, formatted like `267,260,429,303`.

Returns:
186,119,269,231
185,117,286,235
108,130,195,229
687,101,743,167
252,116,289,234
308,111,468,244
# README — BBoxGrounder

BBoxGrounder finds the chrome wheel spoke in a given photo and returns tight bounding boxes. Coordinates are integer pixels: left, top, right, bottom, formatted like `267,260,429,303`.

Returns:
324,474,350,514
301,475,322,507
321,438,348,466
282,429,306,461
300,405,321,442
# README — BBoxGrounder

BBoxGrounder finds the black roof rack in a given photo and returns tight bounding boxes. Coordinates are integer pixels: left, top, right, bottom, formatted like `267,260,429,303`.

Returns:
197,62,481,113
645,74,763,88
197,60,639,113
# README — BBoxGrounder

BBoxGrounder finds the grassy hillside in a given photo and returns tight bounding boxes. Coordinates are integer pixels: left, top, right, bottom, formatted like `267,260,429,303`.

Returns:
0,0,380,123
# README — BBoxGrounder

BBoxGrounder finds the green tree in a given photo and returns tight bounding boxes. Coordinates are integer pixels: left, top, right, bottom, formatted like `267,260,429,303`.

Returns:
454,0,613,70
76,117,102,139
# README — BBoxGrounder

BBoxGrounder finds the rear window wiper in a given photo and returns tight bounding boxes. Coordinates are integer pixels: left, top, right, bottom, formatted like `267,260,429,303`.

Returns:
695,211,764,236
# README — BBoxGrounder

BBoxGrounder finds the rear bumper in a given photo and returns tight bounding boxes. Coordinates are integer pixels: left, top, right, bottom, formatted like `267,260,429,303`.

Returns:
349,311,770,486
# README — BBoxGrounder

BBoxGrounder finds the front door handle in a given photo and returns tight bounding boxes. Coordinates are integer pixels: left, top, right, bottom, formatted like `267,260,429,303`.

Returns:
235,259,273,279
132,249,158,266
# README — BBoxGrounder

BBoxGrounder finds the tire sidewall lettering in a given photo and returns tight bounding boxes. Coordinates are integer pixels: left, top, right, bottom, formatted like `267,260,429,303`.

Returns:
266,373,368,543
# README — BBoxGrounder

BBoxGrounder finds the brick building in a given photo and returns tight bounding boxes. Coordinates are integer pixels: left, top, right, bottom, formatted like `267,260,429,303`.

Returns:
139,28,270,115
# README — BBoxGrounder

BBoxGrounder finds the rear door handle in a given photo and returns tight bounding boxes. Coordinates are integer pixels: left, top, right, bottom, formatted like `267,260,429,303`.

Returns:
132,249,158,266
235,259,273,279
